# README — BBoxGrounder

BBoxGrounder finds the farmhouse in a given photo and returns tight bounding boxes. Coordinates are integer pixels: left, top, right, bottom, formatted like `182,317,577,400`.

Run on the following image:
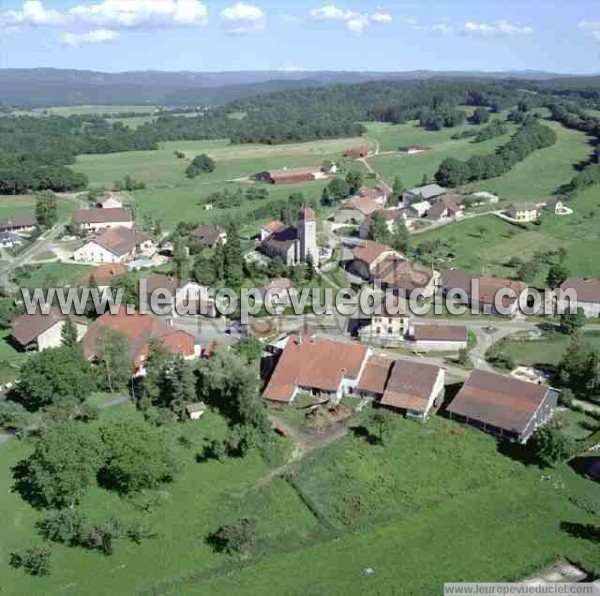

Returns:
372,258,437,298
405,200,432,219
96,192,124,209
359,208,406,240
348,240,404,280
426,195,464,222
73,227,152,264
12,308,87,352
559,277,600,317
193,224,228,247
356,354,394,399
403,183,447,206
260,207,317,266
506,202,540,222
263,333,370,403
356,185,389,205
334,195,382,225
440,269,528,316
409,324,468,351
82,308,199,376
447,369,559,443
72,207,133,231
380,359,445,420
259,220,286,241
140,274,218,317
357,311,410,346
80,263,127,289
256,166,326,185
0,215,37,234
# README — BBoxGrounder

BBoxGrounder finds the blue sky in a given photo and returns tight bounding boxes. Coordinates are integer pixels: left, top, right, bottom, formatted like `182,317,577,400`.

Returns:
0,1,598,73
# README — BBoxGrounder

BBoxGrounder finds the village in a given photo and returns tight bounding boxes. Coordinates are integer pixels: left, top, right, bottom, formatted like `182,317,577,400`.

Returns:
1,167,598,452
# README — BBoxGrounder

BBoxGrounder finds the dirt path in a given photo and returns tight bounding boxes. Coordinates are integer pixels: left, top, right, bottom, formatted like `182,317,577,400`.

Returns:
254,414,350,488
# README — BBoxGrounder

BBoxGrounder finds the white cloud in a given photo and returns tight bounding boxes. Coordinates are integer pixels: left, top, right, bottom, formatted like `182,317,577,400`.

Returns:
1,1,209,31
221,2,264,34
578,20,600,42
371,10,392,24
0,0,64,27
309,5,347,21
60,28,120,46
282,64,305,72
463,20,533,37
69,0,208,28
407,18,452,33
309,4,391,34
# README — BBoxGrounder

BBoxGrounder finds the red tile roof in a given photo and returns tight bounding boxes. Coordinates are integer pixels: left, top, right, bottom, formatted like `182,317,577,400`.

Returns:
12,307,65,346
381,359,442,412
560,277,600,304
345,196,383,216
262,220,286,235
263,337,368,402
352,240,402,266
373,258,433,291
441,269,527,307
73,208,132,225
413,324,467,343
357,355,393,396
82,308,195,369
80,264,127,287
447,370,552,434
91,227,148,257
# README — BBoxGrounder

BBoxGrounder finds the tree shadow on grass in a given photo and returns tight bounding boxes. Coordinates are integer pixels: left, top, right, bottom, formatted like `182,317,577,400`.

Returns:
11,460,47,509
495,441,540,467
349,425,381,446
560,521,600,544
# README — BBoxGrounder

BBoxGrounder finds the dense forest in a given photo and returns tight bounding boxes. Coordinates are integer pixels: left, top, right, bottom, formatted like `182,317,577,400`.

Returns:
1,76,600,195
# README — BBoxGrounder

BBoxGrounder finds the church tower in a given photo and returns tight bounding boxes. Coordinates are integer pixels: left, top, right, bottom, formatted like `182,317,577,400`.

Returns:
298,207,317,264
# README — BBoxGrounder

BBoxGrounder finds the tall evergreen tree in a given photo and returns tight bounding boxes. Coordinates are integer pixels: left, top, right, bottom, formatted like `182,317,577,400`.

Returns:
60,319,78,347
223,222,243,287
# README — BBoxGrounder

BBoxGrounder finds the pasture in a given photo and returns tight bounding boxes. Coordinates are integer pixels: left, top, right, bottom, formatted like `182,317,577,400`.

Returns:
73,137,368,189
366,121,515,188
491,330,600,370
0,403,319,595
415,183,600,279
0,195,76,223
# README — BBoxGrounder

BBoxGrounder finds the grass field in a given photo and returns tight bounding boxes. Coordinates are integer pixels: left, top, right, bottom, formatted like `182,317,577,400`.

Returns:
187,465,599,595
366,121,516,188
1,398,598,594
0,195,76,223
415,182,600,279
469,120,593,201
491,330,600,370
290,413,523,529
25,105,158,117
11,262,92,289
0,403,319,595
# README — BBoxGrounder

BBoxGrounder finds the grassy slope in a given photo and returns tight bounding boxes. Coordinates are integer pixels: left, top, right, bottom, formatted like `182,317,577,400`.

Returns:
187,466,599,595
0,404,318,595
73,137,367,228
414,185,600,279
0,196,76,222
493,330,600,369
12,262,93,290
469,120,592,201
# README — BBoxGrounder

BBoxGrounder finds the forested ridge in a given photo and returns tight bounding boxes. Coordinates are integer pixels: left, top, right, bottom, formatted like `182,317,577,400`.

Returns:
1,77,599,195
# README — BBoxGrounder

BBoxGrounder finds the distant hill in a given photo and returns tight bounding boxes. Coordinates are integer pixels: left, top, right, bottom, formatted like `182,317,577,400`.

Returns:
0,68,588,108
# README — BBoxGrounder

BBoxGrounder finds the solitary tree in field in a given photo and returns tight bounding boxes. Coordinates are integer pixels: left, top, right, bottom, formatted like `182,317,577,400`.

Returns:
371,411,392,445
531,424,575,468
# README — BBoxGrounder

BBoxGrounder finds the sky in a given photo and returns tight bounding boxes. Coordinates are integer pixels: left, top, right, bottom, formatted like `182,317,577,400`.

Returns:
0,0,598,74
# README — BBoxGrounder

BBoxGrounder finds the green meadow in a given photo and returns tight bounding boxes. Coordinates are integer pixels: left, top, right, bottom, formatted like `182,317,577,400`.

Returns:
0,195,76,223
2,400,598,595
